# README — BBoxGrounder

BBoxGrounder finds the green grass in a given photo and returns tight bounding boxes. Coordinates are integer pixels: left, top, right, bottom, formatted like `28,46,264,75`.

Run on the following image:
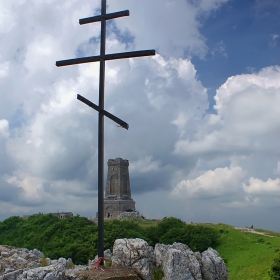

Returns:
207,224,280,280
254,228,280,238
137,219,160,228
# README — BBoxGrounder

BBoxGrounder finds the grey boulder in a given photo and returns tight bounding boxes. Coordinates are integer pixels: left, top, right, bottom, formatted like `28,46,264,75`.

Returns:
112,238,155,280
201,248,228,280
155,243,202,280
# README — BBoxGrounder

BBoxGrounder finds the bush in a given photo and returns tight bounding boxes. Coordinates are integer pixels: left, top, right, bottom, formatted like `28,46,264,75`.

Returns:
0,215,221,264
157,223,219,252
270,254,280,280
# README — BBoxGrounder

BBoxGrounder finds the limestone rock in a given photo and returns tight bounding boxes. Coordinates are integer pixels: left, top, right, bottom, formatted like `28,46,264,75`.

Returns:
0,253,9,259
30,249,44,259
0,269,23,280
0,240,229,280
112,238,155,280
155,243,202,280
154,243,168,267
16,257,28,266
58,258,67,266
183,249,202,280
163,249,195,280
0,245,86,280
65,263,87,280
104,248,112,259
21,264,65,280
201,248,228,280
18,251,28,260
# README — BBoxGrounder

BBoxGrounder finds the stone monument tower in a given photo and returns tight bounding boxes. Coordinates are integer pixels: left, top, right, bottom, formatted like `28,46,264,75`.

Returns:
104,158,136,219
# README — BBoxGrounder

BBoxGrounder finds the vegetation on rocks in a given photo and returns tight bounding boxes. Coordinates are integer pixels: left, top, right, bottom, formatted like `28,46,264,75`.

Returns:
152,266,164,280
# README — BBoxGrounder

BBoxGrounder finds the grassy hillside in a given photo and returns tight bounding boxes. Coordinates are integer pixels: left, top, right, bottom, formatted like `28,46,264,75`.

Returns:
203,224,280,280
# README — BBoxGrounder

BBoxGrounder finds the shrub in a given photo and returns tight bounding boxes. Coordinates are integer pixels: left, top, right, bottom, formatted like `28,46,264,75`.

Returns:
0,215,221,265
270,253,280,280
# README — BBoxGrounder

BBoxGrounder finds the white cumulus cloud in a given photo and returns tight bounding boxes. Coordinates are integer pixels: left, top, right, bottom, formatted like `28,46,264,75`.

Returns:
243,177,280,196
170,165,246,199
174,66,280,157
108,0,229,58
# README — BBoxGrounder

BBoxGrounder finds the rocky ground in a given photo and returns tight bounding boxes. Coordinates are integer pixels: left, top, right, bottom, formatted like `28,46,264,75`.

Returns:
76,265,141,280
0,238,229,280
0,245,139,280
0,245,87,280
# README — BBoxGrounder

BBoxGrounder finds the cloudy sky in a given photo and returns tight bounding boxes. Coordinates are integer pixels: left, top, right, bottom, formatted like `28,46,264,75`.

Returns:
0,0,280,232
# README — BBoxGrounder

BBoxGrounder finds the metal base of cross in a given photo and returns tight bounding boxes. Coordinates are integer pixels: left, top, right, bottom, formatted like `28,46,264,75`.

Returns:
92,257,105,271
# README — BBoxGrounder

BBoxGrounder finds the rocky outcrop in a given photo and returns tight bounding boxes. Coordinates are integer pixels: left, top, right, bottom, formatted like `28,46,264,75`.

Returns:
21,263,65,280
0,240,228,280
112,239,228,280
0,245,86,280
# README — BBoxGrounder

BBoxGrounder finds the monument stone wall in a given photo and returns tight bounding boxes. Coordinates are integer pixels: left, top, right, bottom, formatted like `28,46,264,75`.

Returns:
104,158,136,219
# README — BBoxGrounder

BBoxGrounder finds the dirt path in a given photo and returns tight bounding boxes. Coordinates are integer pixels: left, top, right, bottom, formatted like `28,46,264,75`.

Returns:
235,227,274,237
76,265,141,280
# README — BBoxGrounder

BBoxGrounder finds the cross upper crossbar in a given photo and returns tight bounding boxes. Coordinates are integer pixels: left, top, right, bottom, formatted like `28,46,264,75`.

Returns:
56,50,155,67
79,10,129,25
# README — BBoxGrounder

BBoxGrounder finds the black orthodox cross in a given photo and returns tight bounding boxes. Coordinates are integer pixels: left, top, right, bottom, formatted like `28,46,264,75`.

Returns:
56,0,155,259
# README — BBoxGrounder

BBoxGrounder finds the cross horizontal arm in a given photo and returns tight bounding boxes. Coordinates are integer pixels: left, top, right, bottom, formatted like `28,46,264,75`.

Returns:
56,50,155,67
79,10,129,25
77,94,129,130
56,50,156,67
106,50,156,61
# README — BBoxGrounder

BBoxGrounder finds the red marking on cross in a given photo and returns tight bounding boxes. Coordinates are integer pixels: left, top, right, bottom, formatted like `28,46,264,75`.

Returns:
92,257,105,271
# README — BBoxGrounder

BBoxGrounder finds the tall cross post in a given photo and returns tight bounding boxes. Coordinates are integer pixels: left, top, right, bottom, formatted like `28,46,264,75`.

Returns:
56,0,155,259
